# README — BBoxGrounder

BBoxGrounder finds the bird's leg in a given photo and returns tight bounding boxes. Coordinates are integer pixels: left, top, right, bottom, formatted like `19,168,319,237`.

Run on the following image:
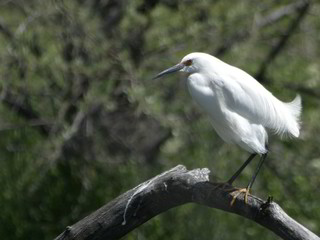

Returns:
230,153,268,205
244,153,268,202
227,153,257,185
211,154,256,203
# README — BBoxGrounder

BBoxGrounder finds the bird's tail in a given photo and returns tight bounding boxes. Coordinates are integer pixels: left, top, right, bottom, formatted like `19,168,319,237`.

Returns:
283,94,302,137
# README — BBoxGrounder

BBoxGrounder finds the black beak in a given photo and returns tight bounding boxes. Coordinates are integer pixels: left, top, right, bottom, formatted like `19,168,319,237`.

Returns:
153,63,184,80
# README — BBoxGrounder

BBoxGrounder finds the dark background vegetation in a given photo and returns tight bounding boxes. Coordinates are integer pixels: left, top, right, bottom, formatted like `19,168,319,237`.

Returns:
0,0,319,239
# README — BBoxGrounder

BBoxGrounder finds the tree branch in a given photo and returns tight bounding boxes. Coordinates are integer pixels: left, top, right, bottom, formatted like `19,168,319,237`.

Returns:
255,0,310,83
255,0,310,28
284,83,320,99
0,18,13,39
214,0,310,57
0,86,51,135
54,165,319,240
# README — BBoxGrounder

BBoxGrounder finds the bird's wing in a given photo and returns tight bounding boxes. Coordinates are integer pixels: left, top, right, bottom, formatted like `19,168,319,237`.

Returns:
217,65,301,137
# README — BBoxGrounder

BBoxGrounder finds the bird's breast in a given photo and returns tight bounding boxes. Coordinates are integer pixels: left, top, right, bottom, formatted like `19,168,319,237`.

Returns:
186,73,223,120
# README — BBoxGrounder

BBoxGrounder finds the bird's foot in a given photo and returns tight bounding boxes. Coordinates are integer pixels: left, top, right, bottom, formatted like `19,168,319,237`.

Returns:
211,183,251,206
229,188,250,206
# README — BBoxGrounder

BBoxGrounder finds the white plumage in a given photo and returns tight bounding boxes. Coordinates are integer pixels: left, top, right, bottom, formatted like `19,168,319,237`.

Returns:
154,52,302,203
181,52,301,154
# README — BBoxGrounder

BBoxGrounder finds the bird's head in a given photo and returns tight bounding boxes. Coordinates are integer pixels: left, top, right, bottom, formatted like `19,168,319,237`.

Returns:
153,52,211,79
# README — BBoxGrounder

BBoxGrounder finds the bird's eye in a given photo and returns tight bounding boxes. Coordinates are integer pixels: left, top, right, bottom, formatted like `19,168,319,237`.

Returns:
184,59,193,66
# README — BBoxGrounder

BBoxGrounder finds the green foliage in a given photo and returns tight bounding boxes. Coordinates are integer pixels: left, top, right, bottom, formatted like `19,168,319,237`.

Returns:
0,0,319,239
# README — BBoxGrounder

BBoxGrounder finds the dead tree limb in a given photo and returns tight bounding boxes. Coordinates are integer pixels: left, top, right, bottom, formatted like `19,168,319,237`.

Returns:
55,165,319,240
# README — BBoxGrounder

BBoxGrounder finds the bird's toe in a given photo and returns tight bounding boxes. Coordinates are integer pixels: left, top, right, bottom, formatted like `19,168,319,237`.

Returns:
230,188,250,206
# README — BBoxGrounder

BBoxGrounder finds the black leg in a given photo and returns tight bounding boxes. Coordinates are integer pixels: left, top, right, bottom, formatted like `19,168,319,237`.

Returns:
246,153,268,190
227,153,257,185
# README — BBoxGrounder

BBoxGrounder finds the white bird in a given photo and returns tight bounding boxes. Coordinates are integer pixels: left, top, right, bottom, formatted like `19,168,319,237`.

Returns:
154,52,302,204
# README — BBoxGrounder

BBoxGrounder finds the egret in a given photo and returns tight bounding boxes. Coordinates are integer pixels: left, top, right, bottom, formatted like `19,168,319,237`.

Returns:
153,52,302,204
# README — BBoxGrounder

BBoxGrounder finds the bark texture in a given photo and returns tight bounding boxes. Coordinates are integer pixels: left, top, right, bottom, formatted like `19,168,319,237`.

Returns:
55,165,319,240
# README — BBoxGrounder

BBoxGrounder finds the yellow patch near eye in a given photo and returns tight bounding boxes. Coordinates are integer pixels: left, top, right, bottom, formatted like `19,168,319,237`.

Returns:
184,59,193,66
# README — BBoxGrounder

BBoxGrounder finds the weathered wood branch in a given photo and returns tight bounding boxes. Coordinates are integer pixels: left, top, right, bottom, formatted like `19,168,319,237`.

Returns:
55,165,319,240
